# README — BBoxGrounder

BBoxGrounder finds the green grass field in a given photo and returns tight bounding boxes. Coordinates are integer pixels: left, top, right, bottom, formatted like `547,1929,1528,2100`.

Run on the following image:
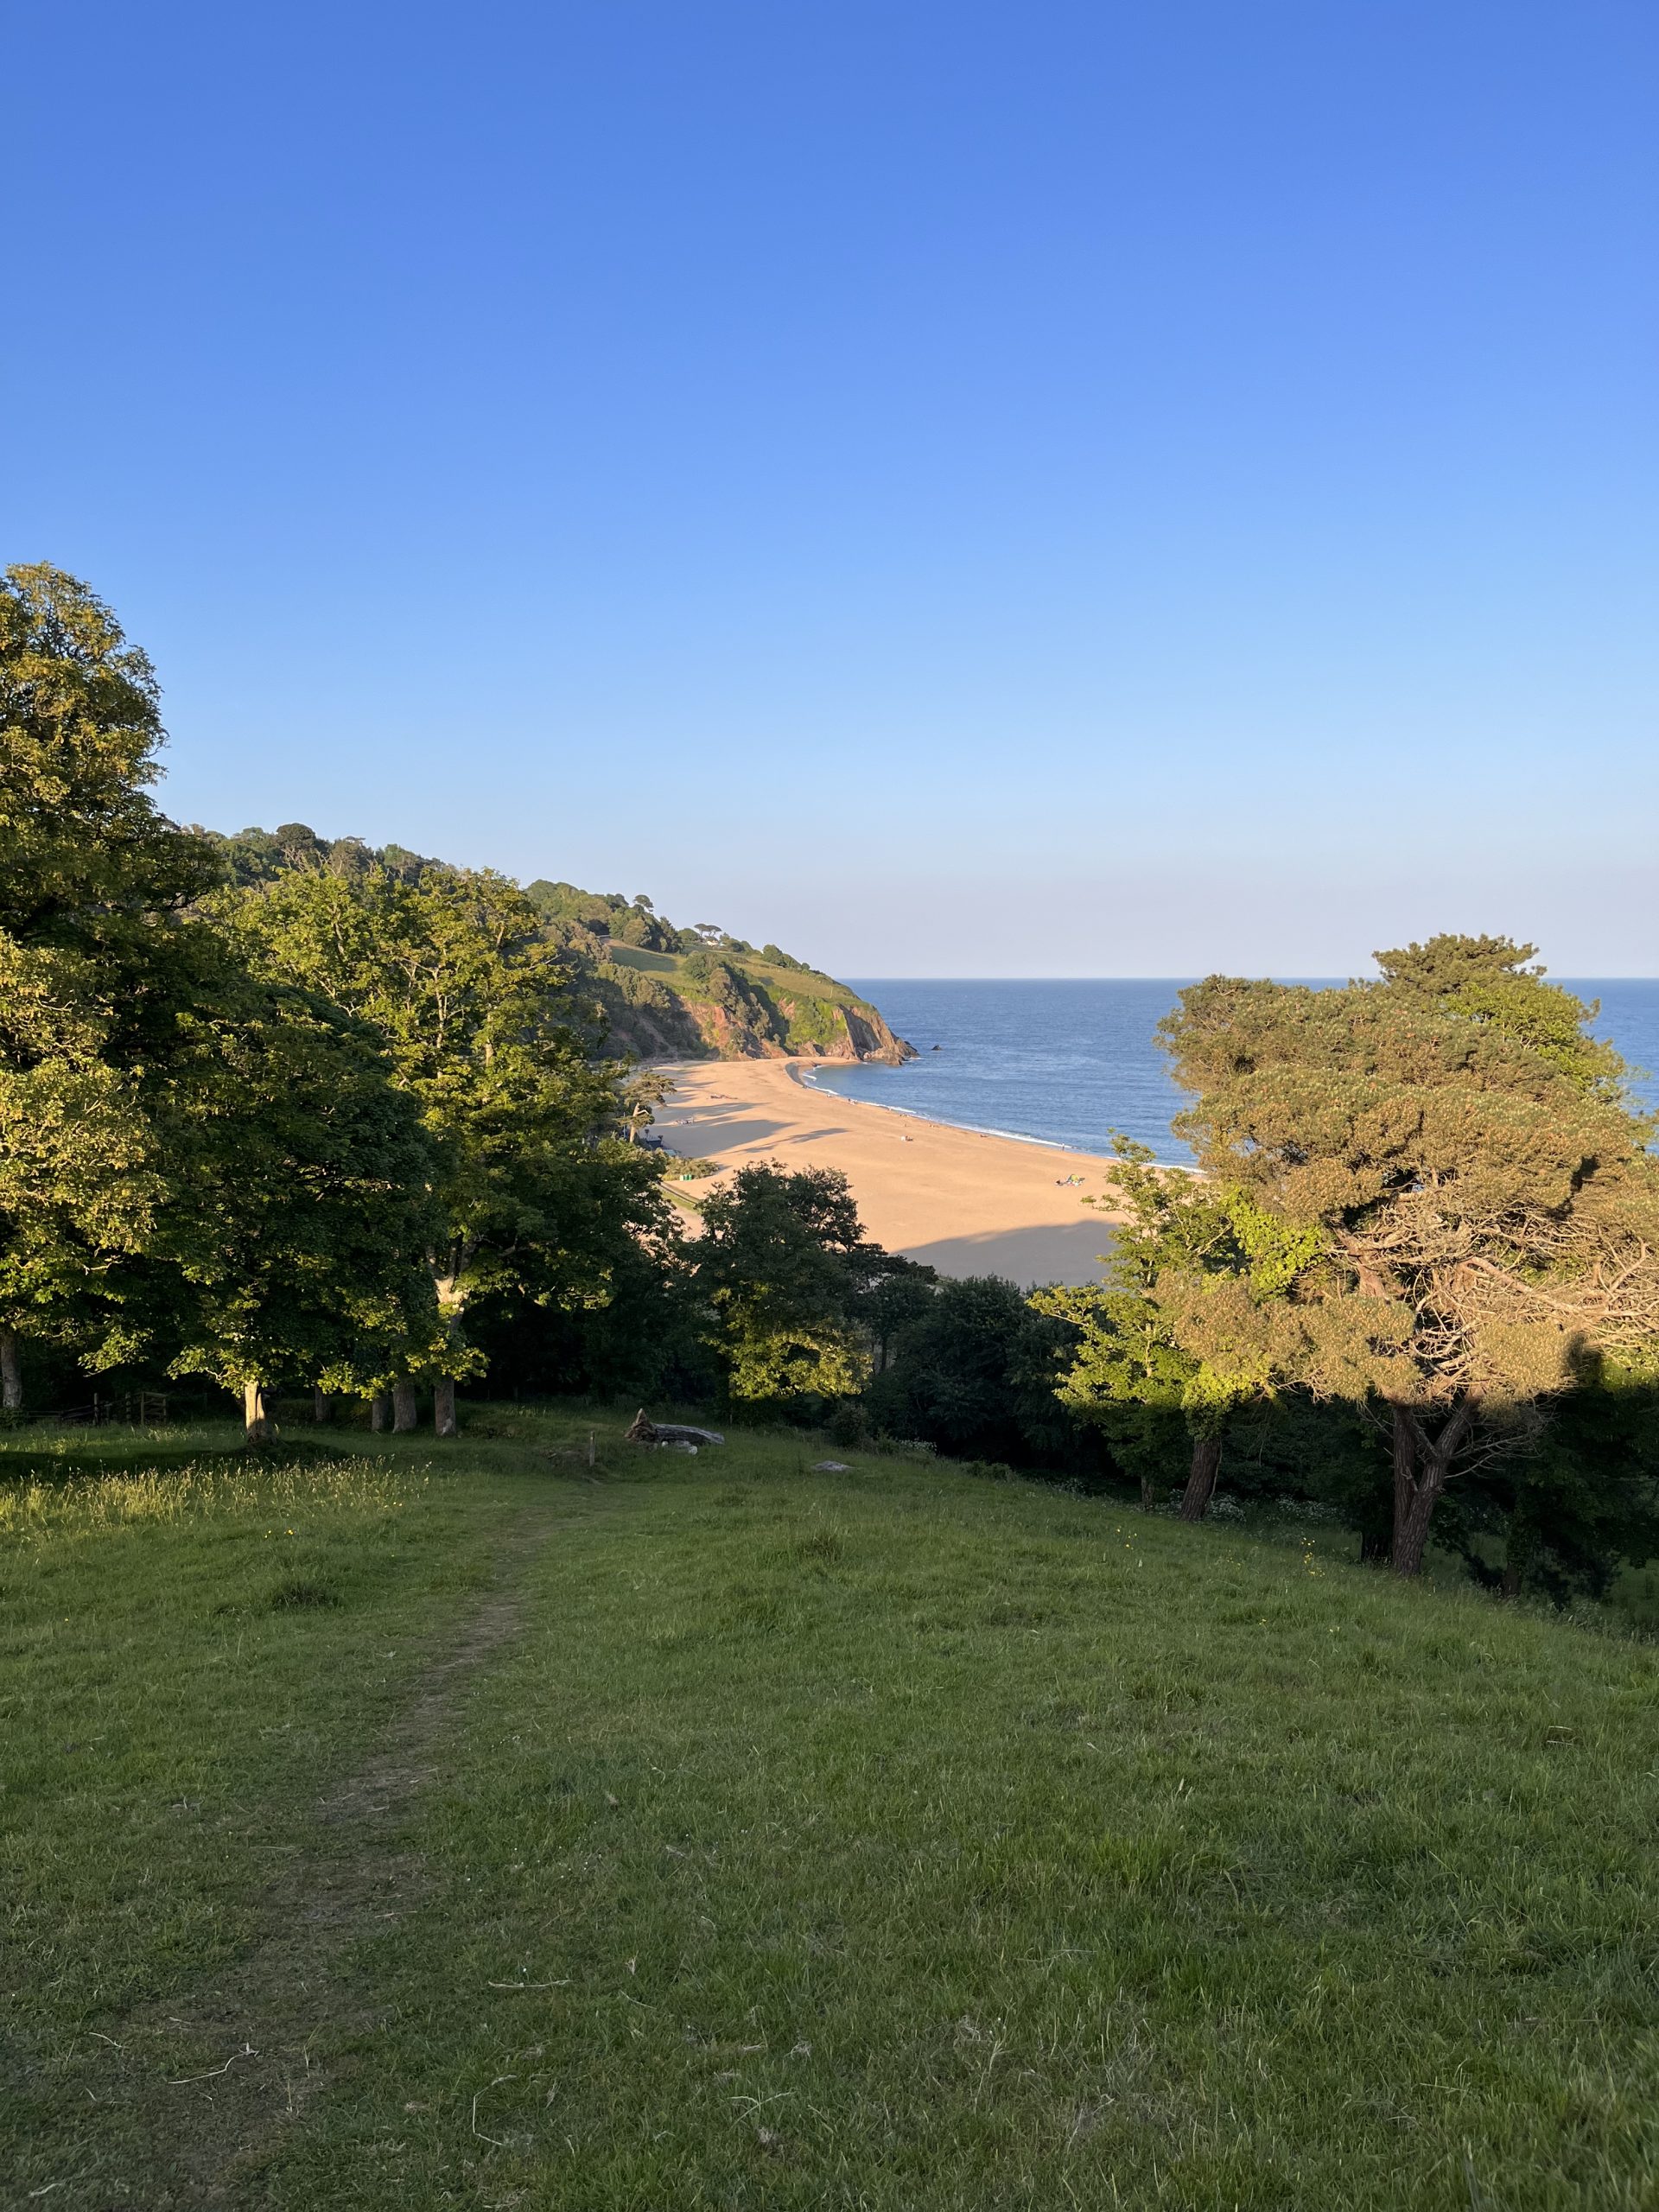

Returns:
605,943,683,976
604,938,879,1014
8,1414,1659,2209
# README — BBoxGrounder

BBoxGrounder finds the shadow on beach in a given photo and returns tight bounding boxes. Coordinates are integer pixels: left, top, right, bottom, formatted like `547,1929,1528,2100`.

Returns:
902,1218,1116,1289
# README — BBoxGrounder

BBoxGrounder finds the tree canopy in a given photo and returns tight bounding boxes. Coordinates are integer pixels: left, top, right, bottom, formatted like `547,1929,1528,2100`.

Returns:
0,566,220,1402
1157,938,1659,1571
1033,1139,1319,1515
694,1162,880,1407
0,564,675,1433
217,859,671,1427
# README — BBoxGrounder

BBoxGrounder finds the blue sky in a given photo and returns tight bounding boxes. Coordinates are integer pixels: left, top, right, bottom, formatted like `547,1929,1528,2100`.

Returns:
9,1,1656,975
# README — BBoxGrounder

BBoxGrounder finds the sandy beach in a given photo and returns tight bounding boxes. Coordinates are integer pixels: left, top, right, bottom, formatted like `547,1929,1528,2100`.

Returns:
650,1059,1123,1286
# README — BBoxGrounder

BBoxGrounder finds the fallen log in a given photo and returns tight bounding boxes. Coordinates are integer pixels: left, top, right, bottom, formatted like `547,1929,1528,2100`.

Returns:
625,1410,726,1448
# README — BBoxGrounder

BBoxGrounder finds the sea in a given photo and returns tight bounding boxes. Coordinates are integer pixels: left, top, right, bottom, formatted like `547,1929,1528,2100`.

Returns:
803,979,1659,1166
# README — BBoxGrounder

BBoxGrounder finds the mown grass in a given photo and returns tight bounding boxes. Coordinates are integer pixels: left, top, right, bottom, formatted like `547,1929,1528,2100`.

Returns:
9,1415,1659,2208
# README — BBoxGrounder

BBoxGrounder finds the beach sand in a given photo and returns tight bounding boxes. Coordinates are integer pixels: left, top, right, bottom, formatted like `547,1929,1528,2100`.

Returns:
651,1059,1123,1286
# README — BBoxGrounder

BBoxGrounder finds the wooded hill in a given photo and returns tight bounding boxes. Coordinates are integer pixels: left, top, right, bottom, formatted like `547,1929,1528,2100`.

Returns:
208,827,912,1065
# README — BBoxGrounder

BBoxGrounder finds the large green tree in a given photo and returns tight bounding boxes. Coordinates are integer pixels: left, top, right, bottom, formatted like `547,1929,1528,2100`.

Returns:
2,565,454,1432
220,862,669,1428
154,970,445,1435
694,1161,875,1407
870,1271,1084,1471
0,939,161,1405
0,563,220,1404
1160,937,1659,1573
1033,1140,1320,1515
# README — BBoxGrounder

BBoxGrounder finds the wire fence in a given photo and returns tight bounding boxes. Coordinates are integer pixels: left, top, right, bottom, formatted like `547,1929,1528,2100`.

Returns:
0,1392,175,1430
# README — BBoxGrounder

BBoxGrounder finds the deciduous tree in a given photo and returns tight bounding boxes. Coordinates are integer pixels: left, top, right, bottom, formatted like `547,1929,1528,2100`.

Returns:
0,563,219,1404
1034,1140,1319,1515
220,862,668,1427
695,1161,874,1406
872,1271,1083,1471
155,972,445,1436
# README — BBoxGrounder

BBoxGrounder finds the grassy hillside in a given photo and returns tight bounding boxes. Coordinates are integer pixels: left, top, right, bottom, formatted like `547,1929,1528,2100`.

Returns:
601,937,910,1061
200,829,910,1063
7,1414,1658,2207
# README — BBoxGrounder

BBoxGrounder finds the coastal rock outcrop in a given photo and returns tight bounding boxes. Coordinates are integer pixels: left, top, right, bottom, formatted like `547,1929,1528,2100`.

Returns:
597,952,912,1064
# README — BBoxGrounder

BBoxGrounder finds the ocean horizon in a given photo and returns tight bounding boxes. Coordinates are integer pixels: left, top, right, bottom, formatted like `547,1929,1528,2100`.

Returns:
806,978,1659,1163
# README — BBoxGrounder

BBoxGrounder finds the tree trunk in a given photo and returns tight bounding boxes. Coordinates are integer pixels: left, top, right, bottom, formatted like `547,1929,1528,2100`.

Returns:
370,1393,390,1433
1392,1466,1442,1578
312,1386,331,1424
244,1379,273,1442
1500,1512,1535,1599
0,1328,21,1413
1389,1402,1421,1568
1139,1471,1157,1509
1389,1401,1475,1577
392,1377,419,1433
433,1377,457,1437
1179,1432,1223,1522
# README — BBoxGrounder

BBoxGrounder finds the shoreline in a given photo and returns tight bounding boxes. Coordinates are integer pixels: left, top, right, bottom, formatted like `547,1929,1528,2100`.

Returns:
647,1057,1127,1287
787,1062,1103,1155
784,1058,1195,1170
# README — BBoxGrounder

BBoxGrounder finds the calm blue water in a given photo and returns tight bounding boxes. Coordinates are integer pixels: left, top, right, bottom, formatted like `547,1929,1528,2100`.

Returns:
807,980,1659,1163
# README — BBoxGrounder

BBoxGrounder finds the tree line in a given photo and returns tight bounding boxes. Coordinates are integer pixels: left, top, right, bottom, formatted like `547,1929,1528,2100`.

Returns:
6,562,1658,1602
0,565,920,1440
0,564,670,1436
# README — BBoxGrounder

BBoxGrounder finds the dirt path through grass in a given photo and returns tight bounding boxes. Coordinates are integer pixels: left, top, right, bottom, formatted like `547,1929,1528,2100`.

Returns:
85,1497,590,2208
